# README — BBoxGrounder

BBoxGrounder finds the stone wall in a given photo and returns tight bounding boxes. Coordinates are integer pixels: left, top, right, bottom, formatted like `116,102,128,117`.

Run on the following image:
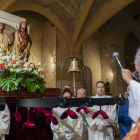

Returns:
56,29,84,95
42,18,56,87
83,31,101,95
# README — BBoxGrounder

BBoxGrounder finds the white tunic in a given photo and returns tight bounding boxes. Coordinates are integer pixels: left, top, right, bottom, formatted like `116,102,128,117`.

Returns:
51,107,83,140
0,105,10,140
129,80,140,123
86,94,117,140
78,109,88,140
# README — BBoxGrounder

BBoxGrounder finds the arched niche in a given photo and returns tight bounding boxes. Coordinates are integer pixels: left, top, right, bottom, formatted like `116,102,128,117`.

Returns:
124,33,140,72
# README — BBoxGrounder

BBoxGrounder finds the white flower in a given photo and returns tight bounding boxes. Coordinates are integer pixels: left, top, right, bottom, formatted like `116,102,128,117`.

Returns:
29,68,32,71
8,63,12,67
12,55,16,60
16,61,20,66
13,64,16,68
16,69,21,73
33,70,38,75
0,60,3,64
38,62,41,66
30,64,33,67
24,64,28,67
6,57,10,61
27,62,30,65
24,67,28,71
38,68,43,72
10,68,14,72
1,56,4,60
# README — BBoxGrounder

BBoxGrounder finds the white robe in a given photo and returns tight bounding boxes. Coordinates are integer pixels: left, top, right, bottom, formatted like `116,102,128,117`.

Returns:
51,107,83,140
86,94,117,140
78,109,88,140
0,105,10,140
129,80,140,123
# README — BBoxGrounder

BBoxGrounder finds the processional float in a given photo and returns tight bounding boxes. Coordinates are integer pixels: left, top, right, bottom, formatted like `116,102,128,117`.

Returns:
10,56,125,108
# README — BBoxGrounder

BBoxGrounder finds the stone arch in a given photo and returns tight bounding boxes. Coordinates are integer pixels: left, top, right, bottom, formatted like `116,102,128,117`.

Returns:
123,28,140,45
5,1,72,53
74,0,134,54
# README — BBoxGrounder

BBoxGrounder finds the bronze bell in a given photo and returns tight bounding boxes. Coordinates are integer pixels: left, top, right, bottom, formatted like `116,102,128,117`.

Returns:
68,58,82,74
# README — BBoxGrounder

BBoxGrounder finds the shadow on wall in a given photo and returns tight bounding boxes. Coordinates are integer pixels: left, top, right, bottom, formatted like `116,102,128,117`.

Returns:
85,66,92,96
124,33,140,72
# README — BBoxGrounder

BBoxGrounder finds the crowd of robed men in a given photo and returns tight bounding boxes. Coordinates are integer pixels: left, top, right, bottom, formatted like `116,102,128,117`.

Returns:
51,82,118,140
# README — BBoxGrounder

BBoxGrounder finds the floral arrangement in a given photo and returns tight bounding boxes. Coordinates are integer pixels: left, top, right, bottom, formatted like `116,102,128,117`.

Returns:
0,45,49,93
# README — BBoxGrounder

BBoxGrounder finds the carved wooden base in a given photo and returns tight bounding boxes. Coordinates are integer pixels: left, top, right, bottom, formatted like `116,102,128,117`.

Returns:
0,87,61,97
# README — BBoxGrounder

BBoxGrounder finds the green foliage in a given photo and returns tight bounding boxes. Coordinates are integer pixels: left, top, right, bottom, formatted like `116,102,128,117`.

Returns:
0,72,46,93
36,80,46,93
0,72,19,92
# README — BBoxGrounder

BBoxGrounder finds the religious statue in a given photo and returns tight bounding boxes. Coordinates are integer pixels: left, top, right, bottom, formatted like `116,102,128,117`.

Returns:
0,22,14,56
14,21,32,61
105,79,110,93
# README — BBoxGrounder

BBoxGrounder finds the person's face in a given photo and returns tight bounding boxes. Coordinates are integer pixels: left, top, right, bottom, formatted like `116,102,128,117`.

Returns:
0,23,4,32
63,92,71,98
124,92,128,99
77,90,86,98
21,22,27,30
127,86,129,95
96,83,105,96
63,85,70,90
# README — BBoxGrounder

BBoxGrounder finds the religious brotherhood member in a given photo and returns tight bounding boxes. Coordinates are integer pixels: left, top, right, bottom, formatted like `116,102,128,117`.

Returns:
63,85,70,91
86,81,117,140
14,21,32,61
121,47,140,140
77,88,88,140
51,89,83,140
118,86,133,140
0,105,10,140
0,23,14,56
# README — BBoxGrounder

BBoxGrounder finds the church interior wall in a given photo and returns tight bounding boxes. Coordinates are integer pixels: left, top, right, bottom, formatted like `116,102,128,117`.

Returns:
56,29,84,94
83,0,140,96
83,32,101,95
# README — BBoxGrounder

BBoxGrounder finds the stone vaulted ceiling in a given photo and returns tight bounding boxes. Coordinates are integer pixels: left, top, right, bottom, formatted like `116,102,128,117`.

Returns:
0,0,135,54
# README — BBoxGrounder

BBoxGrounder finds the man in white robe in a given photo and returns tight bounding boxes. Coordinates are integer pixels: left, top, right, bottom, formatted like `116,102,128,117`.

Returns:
51,89,83,140
0,104,10,140
77,88,88,140
121,47,140,123
86,81,117,140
